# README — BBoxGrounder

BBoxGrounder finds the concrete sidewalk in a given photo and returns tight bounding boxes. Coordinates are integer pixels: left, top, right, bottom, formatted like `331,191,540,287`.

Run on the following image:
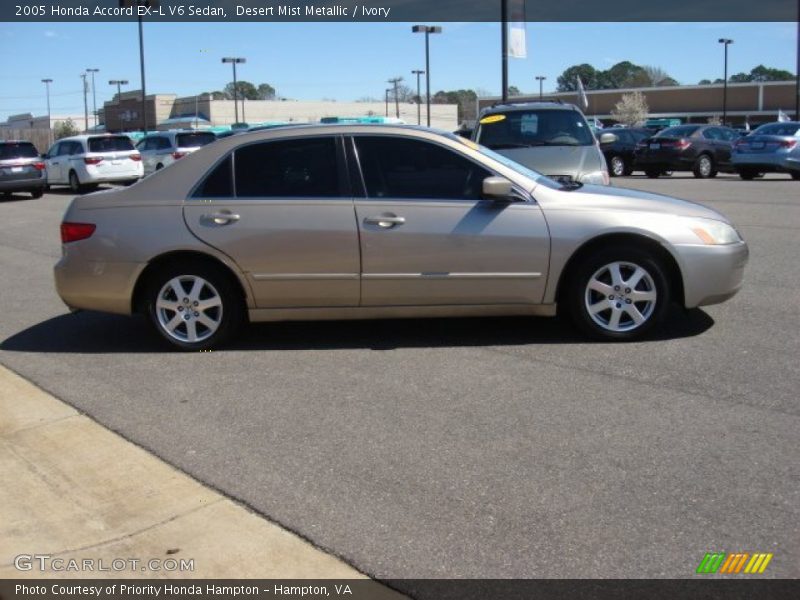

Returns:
0,363,394,585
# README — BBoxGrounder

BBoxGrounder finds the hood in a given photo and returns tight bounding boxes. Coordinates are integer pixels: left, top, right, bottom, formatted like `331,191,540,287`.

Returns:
540,182,732,223
492,145,604,180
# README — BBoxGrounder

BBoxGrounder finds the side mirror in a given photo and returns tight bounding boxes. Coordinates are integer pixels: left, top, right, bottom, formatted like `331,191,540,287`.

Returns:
482,176,514,201
599,132,618,145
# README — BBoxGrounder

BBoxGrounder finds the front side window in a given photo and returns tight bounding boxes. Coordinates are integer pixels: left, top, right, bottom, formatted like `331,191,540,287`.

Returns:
355,136,491,200
476,109,595,149
234,137,340,198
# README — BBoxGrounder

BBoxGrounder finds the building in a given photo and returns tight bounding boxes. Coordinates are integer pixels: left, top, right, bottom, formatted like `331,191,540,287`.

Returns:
0,113,93,152
99,91,459,132
477,81,799,127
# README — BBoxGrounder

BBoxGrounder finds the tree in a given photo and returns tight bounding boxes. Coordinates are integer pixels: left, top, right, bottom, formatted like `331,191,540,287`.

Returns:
257,83,276,100
433,89,478,122
223,80,259,100
54,118,79,140
508,85,521,96
749,64,794,81
604,61,648,88
611,91,649,127
557,64,599,92
698,79,712,85
643,66,678,87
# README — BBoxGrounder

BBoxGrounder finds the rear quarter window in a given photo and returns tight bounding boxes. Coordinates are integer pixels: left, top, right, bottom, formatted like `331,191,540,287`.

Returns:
88,136,134,153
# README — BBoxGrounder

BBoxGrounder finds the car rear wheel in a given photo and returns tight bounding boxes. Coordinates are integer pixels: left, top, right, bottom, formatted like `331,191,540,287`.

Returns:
567,246,670,341
68,171,82,193
791,172,800,181
693,154,714,178
145,261,244,351
609,155,626,177
30,189,44,199
738,169,758,180
645,169,661,179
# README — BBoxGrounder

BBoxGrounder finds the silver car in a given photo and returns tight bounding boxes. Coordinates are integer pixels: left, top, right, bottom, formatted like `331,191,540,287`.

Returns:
136,130,218,176
732,121,800,180
473,102,614,185
54,125,748,350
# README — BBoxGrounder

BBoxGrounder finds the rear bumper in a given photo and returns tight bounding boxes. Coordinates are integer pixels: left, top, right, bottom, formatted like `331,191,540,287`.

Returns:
0,177,46,192
673,241,749,308
732,153,799,172
634,153,695,170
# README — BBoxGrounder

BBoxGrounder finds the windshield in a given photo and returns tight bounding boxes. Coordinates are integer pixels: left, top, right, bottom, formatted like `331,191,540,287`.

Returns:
0,142,39,160
449,134,564,191
176,132,217,148
88,136,135,153
753,123,800,137
655,125,700,138
476,109,595,149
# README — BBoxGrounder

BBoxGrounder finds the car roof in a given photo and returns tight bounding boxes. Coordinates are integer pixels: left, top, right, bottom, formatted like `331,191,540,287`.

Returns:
480,101,580,115
55,134,132,142
212,123,454,142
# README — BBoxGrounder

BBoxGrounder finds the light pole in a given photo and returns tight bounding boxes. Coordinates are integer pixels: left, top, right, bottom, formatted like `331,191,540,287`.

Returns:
412,70,425,125
535,76,546,101
385,88,391,117
388,77,403,119
412,25,443,127
501,0,508,102
718,38,733,126
86,68,99,129
109,79,128,99
80,73,89,133
221,57,246,125
41,78,52,145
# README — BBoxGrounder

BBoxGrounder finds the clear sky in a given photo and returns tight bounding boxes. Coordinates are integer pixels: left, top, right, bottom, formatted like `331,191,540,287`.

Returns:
0,21,797,120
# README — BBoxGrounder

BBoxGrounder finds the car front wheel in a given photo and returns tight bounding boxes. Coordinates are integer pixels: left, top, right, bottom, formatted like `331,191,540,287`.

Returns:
567,247,670,341
693,154,715,178
609,155,626,177
145,261,243,351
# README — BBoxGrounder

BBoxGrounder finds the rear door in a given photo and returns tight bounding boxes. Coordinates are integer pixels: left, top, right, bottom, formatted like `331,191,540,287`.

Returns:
183,135,361,308
351,134,550,306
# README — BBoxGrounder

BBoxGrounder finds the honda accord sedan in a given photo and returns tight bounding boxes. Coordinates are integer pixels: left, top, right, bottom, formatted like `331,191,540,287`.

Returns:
54,125,748,350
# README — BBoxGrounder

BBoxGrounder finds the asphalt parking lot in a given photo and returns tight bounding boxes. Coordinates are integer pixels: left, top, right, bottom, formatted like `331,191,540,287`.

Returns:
1,174,798,586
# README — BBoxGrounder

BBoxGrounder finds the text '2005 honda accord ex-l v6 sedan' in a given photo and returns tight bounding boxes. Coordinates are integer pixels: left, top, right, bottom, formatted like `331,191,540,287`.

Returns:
54,124,748,351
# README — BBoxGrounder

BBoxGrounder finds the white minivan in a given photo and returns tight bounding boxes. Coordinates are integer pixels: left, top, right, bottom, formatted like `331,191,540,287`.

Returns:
136,130,217,176
44,135,143,193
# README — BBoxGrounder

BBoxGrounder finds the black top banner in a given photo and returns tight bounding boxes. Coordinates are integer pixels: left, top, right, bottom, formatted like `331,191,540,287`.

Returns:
2,0,798,22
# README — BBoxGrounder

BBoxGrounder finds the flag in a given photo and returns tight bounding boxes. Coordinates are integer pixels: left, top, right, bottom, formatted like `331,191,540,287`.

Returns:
507,0,527,59
576,76,589,110
777,109,790,122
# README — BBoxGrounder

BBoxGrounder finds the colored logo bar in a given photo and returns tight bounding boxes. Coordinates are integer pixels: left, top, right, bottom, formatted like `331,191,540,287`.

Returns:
697,552,773,574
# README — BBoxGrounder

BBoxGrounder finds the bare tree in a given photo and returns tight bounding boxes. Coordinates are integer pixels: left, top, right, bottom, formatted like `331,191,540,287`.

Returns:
611,91,649,127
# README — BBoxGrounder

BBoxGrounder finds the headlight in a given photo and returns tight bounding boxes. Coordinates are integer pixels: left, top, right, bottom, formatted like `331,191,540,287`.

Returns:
687,218,742,245
579,170,610,186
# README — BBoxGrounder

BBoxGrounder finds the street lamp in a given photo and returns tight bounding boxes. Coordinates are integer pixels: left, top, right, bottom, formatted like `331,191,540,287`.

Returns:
412,69,425,125
222,57,246,125
41,78,53,145
718,38,733,126
109,79,128,99
80,72,89,133
385,88,391,117
86,68,99,129
535,76,546,101
412,25,443,127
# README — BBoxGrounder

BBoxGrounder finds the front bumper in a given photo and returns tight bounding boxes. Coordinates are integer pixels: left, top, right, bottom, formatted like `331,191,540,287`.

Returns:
673,241,749,308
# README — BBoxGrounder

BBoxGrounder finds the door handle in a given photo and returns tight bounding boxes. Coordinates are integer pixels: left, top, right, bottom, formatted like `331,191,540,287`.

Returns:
202,211,240,225
364,214,406,228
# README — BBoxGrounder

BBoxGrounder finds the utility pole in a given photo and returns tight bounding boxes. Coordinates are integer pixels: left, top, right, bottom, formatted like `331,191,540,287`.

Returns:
41,78,53,145
385,88,390,117
536,76,546,101
412,70,425,125
501,0,508,102
388,77,403,119
81,73,89,133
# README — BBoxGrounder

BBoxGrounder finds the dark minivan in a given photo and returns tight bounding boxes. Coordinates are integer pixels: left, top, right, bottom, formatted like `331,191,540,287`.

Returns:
0,141,46,199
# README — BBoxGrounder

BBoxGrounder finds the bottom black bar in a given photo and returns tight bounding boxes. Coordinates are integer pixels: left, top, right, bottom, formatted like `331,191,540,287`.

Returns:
1,579,799,600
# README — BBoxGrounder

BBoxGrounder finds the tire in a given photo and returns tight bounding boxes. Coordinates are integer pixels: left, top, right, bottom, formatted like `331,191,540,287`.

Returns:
122,179,138,186
791,172,800,181
692,154,714,179
738,169,758,181
30,189,44,199
566,245,671,341
155,163,164,171
145,260,244,351
609,155,626,177
645,169,661,179
68,171,83,194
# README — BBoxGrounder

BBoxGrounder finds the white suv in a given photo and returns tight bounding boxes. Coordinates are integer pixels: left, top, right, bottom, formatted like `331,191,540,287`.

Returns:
136,130,217,176
44,135,143,193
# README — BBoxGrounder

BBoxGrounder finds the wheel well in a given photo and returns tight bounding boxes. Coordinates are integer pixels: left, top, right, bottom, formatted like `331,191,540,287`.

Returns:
555,233,684,309
132,251,249,315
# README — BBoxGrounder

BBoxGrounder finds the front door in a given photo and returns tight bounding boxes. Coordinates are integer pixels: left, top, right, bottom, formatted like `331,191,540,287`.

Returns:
351,135,550,306
184,135,361,308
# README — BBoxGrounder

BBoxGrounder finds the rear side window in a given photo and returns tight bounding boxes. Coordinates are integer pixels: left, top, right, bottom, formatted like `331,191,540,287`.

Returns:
657,125,700,138
88,136,134,153
234,137,340,198
355,136,491,200
176,132,216,148
754,123,800,136
0,142,39,159
193,155,233,198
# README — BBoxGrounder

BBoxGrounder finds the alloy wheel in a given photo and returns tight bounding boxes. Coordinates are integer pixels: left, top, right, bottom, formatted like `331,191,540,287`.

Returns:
584,261,657,332
155,275,223,343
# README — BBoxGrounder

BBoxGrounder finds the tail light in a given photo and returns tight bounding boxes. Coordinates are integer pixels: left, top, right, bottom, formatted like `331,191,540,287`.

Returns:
84,156,103,165
61,222,96,243
780,140,797,149
172,151,187,160
129,152,141,161
674,138,692,150
33,161,45,170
